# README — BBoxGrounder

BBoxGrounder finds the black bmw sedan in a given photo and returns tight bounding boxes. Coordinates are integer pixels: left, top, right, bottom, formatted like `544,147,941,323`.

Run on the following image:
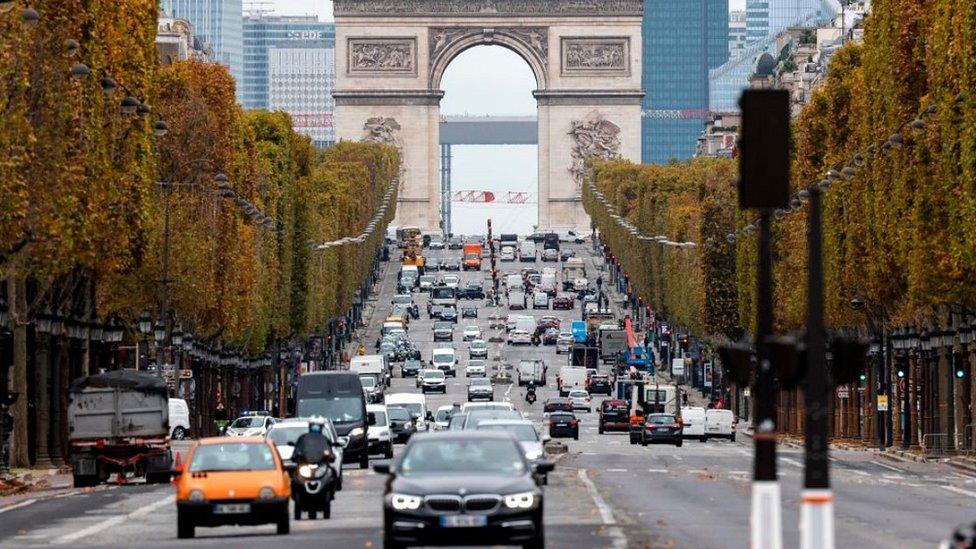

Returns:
374,431,553,549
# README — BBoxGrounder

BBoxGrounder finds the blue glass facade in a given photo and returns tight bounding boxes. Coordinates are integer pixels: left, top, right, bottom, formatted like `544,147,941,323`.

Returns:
642,0,729,164
162,0,243,100
242,16,335,110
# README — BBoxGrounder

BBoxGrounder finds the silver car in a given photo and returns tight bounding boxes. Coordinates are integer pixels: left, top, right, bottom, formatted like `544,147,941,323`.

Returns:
474,419,549,481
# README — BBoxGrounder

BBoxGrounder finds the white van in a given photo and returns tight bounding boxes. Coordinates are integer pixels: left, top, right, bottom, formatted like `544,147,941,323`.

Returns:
505,274,524,292
680,406,707,441
514,316,537,335
705,408,737,441
532,291,549,309
431,347,458,377
168,398,191,439
558,366,587,396
519,241,537,262
386,392,432,431
350,355,389,387
538,273,558,296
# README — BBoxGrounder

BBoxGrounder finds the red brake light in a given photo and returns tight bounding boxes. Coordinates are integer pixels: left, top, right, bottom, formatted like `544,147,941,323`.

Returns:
569,419,578,426
672,423,682,429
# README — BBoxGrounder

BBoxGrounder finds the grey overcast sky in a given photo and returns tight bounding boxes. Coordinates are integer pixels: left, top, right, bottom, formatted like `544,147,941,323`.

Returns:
264,0,745,114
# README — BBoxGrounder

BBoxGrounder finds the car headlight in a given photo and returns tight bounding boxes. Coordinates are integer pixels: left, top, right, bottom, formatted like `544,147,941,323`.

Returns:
390,493,423,510
503,491,536,509
188,489,206,502
258,487,275,500
349,427,365,438
298,464,313,478
525,450,543,460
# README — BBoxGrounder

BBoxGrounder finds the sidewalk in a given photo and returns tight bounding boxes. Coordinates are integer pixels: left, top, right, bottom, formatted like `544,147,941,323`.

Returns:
0,468,75,510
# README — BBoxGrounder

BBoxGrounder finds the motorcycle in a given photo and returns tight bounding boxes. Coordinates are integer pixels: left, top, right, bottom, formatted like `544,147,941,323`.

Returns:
290,448,339,520
525,389,537,405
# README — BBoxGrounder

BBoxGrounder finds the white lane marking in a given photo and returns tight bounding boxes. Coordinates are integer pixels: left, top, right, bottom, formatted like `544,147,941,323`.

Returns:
577,469,616,525
577,468,627,548
781,457,803,468
0,498,37,514
687,469,707,474
729,470,749,475
870,460,905,473
647,468,668,473
54,494,175,544
738,449,752,457
848,469,871,477
672,455,683,461
606,468,628,473
943,486,976,499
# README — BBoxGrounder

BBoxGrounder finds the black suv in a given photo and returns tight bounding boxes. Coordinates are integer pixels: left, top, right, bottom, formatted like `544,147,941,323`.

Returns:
458,282,485,300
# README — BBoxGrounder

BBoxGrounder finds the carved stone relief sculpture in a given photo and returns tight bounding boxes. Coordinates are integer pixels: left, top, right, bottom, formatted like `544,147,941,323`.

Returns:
428,26,548,70
362,117,405,192
348,38,416,74
562,37,629,75
568,111,621,192
335,0,643,17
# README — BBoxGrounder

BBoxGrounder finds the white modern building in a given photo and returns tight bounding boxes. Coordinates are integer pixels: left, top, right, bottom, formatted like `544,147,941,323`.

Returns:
267,42,336,146
729,10,747,56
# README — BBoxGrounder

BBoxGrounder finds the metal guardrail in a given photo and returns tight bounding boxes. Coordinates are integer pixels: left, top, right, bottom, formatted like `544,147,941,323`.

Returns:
963,424,976,456
921,433,957,458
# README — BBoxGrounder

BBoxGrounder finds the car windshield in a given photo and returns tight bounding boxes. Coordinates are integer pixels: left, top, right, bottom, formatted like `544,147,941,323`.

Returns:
444,276,459,283
393,295,412,304
189,442,276,472
425,370,446,380
434,322,452,330
435,409,452,422
570,391,588,398
399,439,525,476
388,407,411,421
470,341,486,349
420,275,435,283
230,417,265,428
477,424,538,442
389,403,423,417
296,396,363,424
465,326,479,332
469,360,486,367
371,411,387,425
266,425,308,445
550,413,575,421
404,360,421,368
647,415,677,425
470,378,491,386
433,353,454,363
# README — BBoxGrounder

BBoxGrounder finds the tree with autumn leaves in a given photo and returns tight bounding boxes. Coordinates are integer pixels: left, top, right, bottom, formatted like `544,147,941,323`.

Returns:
587,0,976,341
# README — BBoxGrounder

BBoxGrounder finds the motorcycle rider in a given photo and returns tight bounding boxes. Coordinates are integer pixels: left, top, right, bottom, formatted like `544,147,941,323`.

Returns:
525,381,537,404
293,416,331,466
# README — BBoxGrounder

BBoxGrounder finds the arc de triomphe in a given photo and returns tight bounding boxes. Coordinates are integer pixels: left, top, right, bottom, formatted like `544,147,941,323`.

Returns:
334,0,644,231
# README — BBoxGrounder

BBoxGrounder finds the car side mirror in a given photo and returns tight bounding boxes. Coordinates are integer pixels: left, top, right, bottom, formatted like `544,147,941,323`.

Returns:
541,435,551,443
533,460,556,474
331,441,343,448
368,412,377,426
283,462,297,472
426,411,434,422
286,441,295,446
373,463,392,475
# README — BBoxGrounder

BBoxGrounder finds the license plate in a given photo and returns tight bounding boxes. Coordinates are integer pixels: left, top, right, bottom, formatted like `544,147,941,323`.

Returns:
214,503,251,514
440,515,487,528
656,428,669,433
707,427,720,432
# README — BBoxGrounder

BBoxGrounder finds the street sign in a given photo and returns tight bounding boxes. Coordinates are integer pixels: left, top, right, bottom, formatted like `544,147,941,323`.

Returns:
836,386,849,399
877,394,889,411
704,361,713,388
672,358,685,376
179,369,193,379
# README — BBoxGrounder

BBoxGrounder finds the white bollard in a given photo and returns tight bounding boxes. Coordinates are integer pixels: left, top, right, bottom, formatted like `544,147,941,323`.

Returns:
800,489,835,549
751,480,783,549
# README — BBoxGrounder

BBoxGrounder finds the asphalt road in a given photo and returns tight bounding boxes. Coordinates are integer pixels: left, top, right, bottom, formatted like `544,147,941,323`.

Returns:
1,242,974,547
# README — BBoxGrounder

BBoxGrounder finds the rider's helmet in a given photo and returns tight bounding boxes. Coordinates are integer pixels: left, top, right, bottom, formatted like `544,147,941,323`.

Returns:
308,415,325,434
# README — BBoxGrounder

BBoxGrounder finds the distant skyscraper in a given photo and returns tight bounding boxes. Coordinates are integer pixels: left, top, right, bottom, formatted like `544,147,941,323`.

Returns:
729,10,747,56
642,0,729,164
242,15,334,110
268,42,336,146
161,0,243,98
747,0,825,44
243,15,336,146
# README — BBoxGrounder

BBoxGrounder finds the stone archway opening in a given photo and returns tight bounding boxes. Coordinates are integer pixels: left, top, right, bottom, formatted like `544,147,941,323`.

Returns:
439,45,538,236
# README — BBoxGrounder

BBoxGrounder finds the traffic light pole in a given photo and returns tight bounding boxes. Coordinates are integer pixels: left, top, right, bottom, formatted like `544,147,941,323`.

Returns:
801,188,833,549
752,211,782,549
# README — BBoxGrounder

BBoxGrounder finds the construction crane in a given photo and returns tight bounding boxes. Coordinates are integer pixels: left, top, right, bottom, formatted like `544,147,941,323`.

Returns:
451,190,536,204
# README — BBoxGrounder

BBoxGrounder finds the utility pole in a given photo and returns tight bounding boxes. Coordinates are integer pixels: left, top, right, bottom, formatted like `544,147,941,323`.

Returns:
738,89,790,549
801,187,833,549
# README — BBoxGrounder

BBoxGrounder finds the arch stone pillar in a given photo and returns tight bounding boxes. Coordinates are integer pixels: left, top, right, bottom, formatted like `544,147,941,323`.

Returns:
334,0,643,232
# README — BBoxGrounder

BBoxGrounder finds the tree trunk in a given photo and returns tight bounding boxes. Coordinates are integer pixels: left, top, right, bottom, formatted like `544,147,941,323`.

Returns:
10,278,30,467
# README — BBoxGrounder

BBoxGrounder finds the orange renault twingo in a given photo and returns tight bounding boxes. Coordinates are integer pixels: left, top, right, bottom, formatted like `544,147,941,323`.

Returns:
174,436,291,539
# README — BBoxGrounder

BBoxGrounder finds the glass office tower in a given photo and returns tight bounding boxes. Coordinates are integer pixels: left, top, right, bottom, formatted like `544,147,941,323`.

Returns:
642,0,729,164
161,0,243,99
